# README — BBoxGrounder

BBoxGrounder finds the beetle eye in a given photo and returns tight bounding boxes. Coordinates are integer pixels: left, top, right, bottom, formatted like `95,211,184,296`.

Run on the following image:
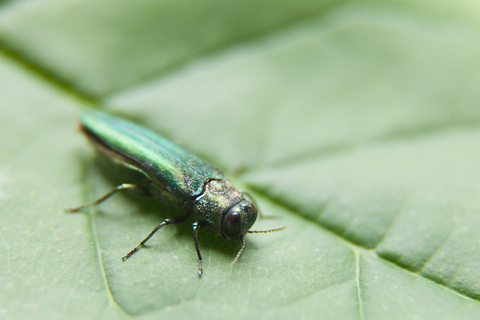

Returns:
222,210,242,240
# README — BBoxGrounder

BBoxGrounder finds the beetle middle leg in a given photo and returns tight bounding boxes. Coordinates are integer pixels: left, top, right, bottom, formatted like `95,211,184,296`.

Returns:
122,214,191,260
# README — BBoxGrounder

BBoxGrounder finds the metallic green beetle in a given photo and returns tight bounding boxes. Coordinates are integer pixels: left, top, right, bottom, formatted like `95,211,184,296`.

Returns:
66,109,284,276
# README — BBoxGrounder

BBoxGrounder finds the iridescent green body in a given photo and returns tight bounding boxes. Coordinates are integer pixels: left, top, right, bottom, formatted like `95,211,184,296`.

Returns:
80,111,223,200
71,109,266,275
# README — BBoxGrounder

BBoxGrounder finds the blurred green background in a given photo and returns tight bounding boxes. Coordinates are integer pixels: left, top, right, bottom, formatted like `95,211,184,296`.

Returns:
1,0,480,319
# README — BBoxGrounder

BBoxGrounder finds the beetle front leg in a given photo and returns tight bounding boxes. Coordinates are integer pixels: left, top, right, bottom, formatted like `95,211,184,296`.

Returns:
192,221,207,277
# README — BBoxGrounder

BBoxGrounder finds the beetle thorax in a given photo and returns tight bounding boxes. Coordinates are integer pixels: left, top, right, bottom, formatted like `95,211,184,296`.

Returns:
193,179,244,234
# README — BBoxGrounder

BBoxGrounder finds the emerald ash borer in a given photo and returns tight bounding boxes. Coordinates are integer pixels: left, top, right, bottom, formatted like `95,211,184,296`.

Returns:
66,109,285,276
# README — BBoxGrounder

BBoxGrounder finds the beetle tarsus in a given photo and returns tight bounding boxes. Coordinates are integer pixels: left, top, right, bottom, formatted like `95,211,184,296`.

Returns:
122,246,141,261
198,261,203,277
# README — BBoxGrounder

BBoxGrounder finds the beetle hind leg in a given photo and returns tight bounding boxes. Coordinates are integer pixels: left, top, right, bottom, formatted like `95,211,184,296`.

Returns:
64,183,146,213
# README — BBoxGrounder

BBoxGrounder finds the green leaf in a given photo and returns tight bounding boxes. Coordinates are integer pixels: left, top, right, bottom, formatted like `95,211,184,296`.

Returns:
1,1,480,319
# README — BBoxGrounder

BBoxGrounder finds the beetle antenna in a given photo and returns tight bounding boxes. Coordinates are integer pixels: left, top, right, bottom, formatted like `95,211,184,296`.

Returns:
247,226,286,233
231,237,246,266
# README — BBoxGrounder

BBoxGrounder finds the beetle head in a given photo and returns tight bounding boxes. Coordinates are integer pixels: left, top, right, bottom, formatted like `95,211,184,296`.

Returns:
221,199,257,240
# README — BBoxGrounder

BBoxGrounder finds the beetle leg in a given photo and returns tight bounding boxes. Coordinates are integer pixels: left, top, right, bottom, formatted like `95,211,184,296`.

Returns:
64,183,145,213
192,221,207,277
122,214,190,261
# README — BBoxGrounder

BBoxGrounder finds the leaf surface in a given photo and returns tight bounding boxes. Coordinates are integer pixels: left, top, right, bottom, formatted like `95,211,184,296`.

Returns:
1,1,480,319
